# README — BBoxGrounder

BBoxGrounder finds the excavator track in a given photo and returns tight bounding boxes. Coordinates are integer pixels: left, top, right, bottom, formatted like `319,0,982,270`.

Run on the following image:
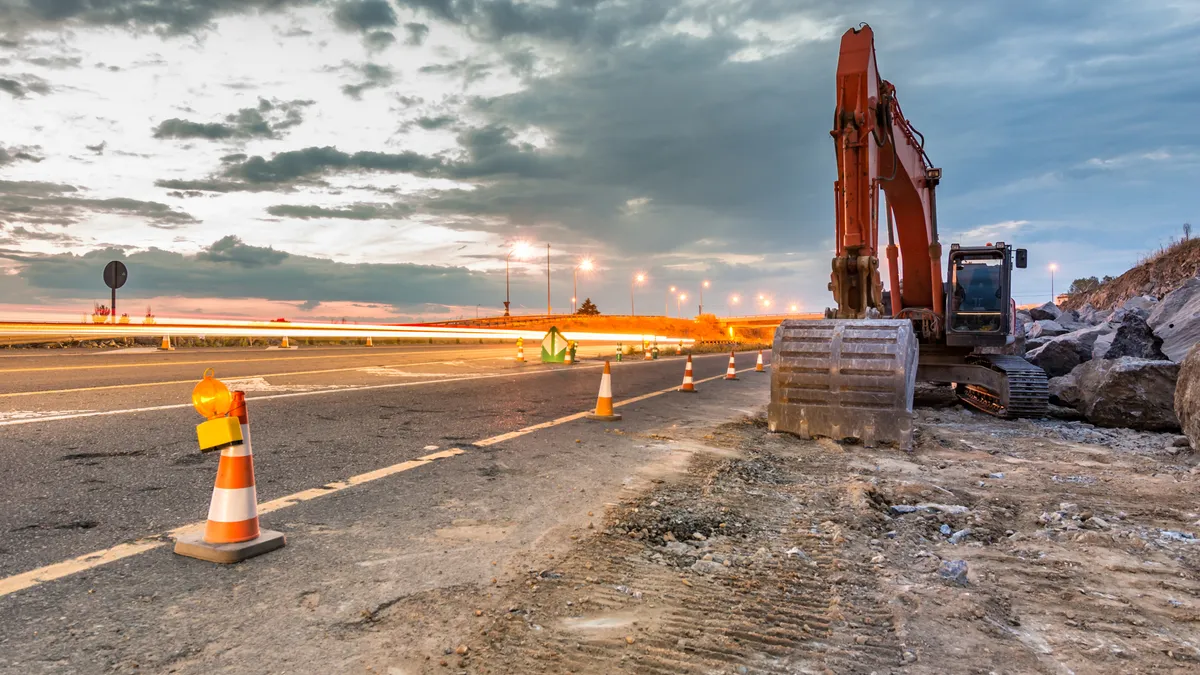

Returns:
955,354,1048,418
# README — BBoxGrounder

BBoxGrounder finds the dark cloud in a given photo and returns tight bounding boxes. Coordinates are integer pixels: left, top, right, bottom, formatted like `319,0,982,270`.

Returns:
0,73,51,97
340,62,393,99
195,235,288,267
153,178,284,193
332,0,397,32
0,1,324,36
26,55,82,68
221,146,445,184
365,30,395,50
0,77,24,96
414,114,456,130
391,0,669,45
0,145,43,165
152,98,313,140
0,237,498,309
85,141,105,154
403,21,429,46
0,224,79,246
418,58,490,87
0,180,197,228
266,203,415,220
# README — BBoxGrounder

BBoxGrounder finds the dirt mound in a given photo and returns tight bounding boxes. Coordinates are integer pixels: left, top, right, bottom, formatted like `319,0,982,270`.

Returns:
1064,237,1200,311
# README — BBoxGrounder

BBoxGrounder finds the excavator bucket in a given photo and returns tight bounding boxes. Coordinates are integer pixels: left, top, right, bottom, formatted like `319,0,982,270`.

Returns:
768,319,919,450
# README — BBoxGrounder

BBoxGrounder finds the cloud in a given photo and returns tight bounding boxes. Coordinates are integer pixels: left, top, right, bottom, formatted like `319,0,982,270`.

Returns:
1,236,498,308
25,55,82,68
0,74,49,97
414,114,456,130
365,30,396,50
417,58,491,87
152,98,313,140
0,224,79,246
403,21,429,46
85,141,105,154
215,146,447,185
0,145,43,165
195,235,288,267
332,0,398,32
266,203,415,220
0,180,197,228
340,62,394,99
0,0,325,36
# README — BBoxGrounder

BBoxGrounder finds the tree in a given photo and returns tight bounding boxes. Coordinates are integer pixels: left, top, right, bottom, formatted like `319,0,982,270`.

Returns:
1185,222,1193,241
1068,276,1102,295
576,298,600,315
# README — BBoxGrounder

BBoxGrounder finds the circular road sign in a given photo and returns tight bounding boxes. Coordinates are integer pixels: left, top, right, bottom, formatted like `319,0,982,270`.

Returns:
103,260,128,290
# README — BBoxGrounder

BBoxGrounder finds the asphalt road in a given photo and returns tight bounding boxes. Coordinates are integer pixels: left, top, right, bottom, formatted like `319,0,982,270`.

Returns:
0,342,772,673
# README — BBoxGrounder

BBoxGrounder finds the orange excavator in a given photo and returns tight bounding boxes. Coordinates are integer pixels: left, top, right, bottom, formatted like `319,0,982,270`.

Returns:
769,24,1048,449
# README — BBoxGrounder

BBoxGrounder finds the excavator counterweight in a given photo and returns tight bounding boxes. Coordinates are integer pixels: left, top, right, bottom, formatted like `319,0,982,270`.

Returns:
769,24,1047,449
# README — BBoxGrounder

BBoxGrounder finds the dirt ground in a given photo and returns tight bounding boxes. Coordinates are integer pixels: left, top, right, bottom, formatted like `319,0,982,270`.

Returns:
354,389,1200,674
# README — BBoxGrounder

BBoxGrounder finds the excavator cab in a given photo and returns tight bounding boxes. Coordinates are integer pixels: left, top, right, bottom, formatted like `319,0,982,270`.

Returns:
945,243,1021,346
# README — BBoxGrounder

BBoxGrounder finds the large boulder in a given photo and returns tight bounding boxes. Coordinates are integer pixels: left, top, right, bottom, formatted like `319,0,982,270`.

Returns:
1029,302,1063,321
1174,342,1200,450
1024,323,1115,377
1148,277,1200,362
1124,294,1159,314
1105,314,1167,360
1027,320,1068,340
1048,370,1082,408
1074,357,1180,431
1076,304,1103,325
1092,331,1116,359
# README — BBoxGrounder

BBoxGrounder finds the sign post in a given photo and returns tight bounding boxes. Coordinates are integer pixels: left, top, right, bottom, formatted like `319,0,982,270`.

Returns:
103,261,128,324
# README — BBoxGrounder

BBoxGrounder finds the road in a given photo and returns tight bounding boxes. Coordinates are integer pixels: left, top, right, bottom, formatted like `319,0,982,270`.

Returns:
0,342,771,673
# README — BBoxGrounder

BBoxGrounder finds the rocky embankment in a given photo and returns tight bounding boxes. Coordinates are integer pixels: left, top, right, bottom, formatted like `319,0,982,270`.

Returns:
1021,276,1200,448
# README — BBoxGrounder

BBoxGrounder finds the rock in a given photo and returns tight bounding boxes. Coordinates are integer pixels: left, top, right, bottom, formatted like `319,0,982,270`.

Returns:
690,560,726,575
1104,315,1167,360
1124,294,1159,314
939,524,952,536
1092,331,1116,359
1029,302,1063,321
1024,336,1052,352
1148,277,1200,362
938,559,969,585
1174,343,1200,450
1047,371,1083,408
1026,323,1115,377
1083,517,1109,530
948,528,972,544
889,505,919,515
1074,357,1180,431
1027,320,1068,340
1077,303,1102,325
1016,310,1033,325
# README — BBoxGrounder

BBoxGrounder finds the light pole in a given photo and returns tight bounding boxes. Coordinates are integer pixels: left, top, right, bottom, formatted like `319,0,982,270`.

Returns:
546,243,551,315
504,241,530,317
573,257,593,314
677,293,687,317
1048,263,1057,302
666,285,676,317
632,273,645,315
700,280,709,315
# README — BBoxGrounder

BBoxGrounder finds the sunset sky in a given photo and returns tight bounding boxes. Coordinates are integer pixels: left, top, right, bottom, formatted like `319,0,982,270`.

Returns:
1,1,1198,322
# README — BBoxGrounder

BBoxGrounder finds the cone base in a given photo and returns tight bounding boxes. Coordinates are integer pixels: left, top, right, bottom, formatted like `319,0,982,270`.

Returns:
677,388,697,393
174,528,285,564
725,376,739,381
586,412,623,421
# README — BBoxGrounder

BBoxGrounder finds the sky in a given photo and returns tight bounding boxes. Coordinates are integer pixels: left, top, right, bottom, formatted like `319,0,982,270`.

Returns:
0,0,1198,323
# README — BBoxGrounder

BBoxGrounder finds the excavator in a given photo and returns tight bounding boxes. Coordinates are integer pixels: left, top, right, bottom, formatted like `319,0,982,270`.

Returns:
768,24,1049,449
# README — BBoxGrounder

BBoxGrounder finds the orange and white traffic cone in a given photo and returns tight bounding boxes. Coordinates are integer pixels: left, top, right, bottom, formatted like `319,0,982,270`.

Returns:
679,355,697,393
365,336,374,347
516,339,525,363
755,350,765,372
644,345,652,361
725,351,739,380
159,335,174,351
586,361,622,421
564,345,574,365
175,391,285,563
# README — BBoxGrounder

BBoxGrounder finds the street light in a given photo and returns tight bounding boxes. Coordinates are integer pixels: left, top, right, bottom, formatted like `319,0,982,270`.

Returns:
1048,263,1058,302
504,241,531,317
789,303,799,313
700,280,709,315
574,257,593,314
632,273,645,315
666,285,676,317
728,293,740,317
677,292,687,317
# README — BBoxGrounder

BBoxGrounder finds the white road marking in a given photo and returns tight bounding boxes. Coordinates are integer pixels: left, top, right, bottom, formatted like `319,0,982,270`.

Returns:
0,409,94,422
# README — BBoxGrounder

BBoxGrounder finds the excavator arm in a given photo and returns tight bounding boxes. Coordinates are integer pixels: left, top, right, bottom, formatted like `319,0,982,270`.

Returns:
829,24,945,325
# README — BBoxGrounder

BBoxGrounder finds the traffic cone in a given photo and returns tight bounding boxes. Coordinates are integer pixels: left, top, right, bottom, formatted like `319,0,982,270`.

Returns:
365,336,374,347
755,350,765,372
586,361,622,421
517,339,525,363
564,344,574,365
175,391,285,563
281,335,291,349
644,345,652,361
679,355,697,393
159,335,174,351
725,351,739,380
